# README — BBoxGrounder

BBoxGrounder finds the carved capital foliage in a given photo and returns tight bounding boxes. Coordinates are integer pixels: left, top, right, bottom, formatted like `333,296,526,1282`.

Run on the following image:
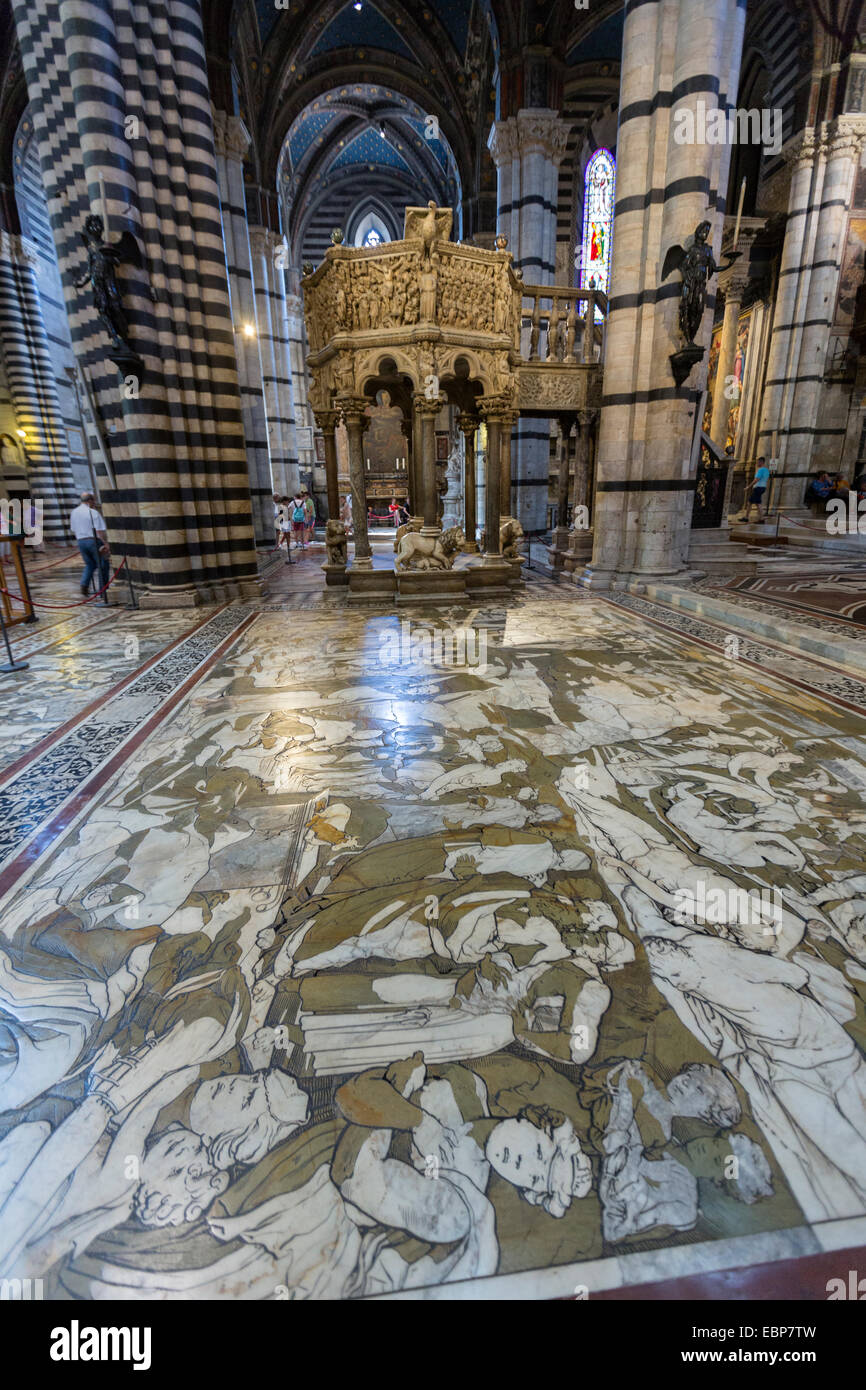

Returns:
313,409,340,433
212,108,251,161
413,392,446,416
341,395,369,427
718,266,750,300
515,108,572,164
487,119,519,167
0,230,39,269
248,225,281,259
488,110,572,166
826,113,866,163
478,393,513,422
783,127,822,171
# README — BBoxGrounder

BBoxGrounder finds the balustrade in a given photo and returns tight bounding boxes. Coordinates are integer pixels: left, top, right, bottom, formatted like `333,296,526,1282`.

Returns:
518,285,608,365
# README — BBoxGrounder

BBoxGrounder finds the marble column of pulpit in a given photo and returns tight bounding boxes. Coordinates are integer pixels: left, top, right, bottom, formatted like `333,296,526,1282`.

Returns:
414,394,445,536
549,419,572,567
459,413,479,552
565,411,595,575
342,398,372,570
315,408,347,585
709,266,749,451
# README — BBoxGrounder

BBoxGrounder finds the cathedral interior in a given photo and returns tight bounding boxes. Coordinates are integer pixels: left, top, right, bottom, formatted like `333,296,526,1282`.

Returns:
0,0,865,1316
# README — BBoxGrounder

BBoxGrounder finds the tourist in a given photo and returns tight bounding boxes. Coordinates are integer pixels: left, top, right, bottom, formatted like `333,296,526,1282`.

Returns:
290,492,307,549
69,490,110,596
388,496,401,526
748,455,770,512
399,499,411,526
805,471,832,505
302,488,316,544
831,473,851,500
272,491,284,548
277,495,293,552
340,493,352,533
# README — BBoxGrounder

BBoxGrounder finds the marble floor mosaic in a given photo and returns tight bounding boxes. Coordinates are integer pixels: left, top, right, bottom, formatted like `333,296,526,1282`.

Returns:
0,572,864,1300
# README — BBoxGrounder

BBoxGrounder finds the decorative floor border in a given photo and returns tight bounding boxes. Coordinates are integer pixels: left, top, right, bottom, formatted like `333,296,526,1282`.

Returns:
605,591,866,715
699,579,866,642
0,604,259,899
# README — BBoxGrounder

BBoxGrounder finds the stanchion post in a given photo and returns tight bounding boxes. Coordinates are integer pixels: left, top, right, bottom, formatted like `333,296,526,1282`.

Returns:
15,540,38,624
124,558,138,608
0,603,27,672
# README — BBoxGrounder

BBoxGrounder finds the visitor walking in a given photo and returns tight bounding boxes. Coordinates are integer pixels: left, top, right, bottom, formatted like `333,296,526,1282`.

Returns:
272,492,285,548
69,491,110,596
749,456,770,512
277,496,293,554
340,494,353,534
302,488,316,544
388,496,400,527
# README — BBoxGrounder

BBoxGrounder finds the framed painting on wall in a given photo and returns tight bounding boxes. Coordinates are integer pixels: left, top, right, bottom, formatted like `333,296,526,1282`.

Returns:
66,427,86,457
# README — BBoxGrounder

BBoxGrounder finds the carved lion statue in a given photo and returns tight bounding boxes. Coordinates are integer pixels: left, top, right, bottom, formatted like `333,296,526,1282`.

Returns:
478,519,525,560
501,517,525,561
325,518,347,566
393,518,422,553
395,525,465,572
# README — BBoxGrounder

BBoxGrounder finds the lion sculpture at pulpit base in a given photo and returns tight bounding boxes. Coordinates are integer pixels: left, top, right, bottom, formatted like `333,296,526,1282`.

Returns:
395,525,465,571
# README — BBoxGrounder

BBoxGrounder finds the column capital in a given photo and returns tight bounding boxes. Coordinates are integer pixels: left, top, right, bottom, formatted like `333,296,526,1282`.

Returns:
478,393,512,422
457,412,480,435
413,392,446,417
718,264,750,299
488,110,572,166
826,113,866,162
515,108,572,164
487,118,519,167
576,409,596,430
248,224,282,258
0,229,39,268
782,126,825,170
313,408,340,432
212,108,252,160
341,395,369,425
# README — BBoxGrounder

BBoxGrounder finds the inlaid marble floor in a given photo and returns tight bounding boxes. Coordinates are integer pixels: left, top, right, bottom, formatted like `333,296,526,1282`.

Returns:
0,578,864,1299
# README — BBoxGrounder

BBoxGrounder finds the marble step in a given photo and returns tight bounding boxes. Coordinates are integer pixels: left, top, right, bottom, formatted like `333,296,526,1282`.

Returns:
627,578,866,677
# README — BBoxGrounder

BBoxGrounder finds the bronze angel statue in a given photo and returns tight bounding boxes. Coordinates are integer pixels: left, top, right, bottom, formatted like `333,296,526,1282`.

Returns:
662,220,739,347
74,213,144,357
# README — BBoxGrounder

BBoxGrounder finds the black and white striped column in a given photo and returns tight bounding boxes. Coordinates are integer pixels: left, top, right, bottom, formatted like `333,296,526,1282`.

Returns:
11,0,261,604
285,279,315,484
585,0,746,586
489,110,571,531
249,227,300,500
213,112,274,545
757,117,866,507
0,229,77,537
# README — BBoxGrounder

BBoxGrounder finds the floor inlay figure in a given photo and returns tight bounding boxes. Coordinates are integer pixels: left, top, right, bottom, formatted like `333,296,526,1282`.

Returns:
0,593,863,1298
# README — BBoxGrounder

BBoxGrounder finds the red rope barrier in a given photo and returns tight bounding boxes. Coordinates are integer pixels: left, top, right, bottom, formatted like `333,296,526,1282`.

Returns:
0,557,128,610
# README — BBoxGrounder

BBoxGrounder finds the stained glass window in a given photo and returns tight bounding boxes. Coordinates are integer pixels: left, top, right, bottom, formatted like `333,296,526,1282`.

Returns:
580,148,616,322
364,228,383,247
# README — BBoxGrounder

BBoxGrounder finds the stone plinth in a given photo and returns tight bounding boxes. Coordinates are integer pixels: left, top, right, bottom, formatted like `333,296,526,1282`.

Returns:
347,569,395,602
395,570,468,604
464,562,512,597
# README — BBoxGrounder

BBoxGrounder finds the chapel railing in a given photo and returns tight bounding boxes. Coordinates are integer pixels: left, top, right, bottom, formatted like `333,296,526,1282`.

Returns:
519,285,608,365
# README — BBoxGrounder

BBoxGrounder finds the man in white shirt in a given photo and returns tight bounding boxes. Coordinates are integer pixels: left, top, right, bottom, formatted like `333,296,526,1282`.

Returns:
69,492,110,596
